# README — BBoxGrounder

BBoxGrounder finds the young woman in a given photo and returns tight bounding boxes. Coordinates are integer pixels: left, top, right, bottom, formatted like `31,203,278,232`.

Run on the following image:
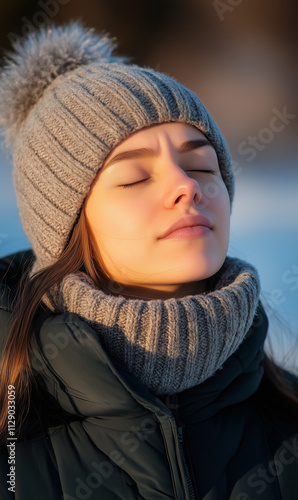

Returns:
0,22,297,500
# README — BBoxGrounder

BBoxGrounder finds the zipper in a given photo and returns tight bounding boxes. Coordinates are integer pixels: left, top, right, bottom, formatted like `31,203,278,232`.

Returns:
177,425,197,500
160,394,197,499
159,424,180,500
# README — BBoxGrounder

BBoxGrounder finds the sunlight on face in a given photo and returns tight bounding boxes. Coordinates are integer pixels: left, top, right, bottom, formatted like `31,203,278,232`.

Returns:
85,123,230,299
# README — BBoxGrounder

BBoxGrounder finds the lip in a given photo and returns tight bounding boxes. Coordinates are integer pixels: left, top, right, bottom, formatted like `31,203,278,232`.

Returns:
158,214,213,240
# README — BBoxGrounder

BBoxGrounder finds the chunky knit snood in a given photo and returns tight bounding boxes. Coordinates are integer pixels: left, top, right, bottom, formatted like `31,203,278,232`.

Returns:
46,256,260,395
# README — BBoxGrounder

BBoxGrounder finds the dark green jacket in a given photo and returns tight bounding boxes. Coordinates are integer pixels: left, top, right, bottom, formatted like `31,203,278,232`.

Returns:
0,251,298,500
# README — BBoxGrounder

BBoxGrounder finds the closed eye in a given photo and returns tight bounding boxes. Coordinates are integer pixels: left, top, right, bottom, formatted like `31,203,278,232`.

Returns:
185,169,216,174
120,178,150,189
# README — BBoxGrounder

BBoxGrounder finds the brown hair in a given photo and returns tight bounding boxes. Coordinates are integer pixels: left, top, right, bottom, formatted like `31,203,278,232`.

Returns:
0,206,108,444
0,207,298,445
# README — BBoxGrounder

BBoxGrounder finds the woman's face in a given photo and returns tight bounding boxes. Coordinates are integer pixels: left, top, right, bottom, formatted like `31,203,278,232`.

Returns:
85,123,230,299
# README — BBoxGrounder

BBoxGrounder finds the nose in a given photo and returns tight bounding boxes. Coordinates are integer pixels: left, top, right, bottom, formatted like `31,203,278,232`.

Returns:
162,167,203,209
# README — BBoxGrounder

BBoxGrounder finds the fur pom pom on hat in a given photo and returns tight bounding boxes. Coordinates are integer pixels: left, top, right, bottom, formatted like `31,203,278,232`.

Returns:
0,23,123,147
0,22,235,272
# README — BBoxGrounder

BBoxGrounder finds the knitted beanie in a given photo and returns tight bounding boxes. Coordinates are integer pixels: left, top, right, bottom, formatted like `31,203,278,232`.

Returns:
0,22,234,272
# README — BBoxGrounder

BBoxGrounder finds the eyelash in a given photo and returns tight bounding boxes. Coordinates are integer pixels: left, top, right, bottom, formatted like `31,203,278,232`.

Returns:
120,169,216,189
187,169,216,175
121,178,150,189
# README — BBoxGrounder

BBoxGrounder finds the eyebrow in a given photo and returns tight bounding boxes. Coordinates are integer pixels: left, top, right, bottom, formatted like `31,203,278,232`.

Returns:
103,138,212,169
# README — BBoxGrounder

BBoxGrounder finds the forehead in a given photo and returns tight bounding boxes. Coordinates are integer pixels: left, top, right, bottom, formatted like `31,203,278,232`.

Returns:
105,123,209,159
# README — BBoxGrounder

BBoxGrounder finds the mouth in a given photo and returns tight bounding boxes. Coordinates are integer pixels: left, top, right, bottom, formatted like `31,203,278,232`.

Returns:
158,214,213,240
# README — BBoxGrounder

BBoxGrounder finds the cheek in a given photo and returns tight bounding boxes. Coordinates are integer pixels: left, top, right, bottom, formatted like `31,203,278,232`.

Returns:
88,193,156,242
219,195,231,247
118,190,157,221
210,184,230,238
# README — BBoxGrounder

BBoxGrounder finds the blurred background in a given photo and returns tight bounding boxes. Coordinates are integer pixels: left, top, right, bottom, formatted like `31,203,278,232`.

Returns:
0,0,297,370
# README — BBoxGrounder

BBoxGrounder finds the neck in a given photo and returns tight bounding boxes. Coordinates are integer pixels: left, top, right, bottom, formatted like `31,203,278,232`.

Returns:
105,279,209,301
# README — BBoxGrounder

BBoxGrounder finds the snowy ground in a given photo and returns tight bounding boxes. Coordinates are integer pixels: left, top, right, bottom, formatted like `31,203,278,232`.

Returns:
1,149,297,371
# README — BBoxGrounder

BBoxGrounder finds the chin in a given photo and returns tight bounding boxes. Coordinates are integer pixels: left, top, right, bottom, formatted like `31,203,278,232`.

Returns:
174,256,226,283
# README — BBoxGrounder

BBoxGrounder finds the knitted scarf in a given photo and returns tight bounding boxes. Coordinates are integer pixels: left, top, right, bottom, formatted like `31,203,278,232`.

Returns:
46,256,260,396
